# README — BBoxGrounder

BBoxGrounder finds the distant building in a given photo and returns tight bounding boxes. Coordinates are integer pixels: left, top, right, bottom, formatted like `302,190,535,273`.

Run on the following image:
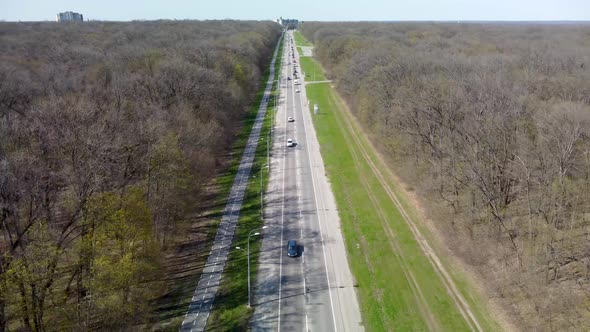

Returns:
278,17,299,29
56,11,83,22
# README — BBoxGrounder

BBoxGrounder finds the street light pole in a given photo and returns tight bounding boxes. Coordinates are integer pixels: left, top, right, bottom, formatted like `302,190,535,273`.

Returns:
260,169,264,218
272,85,282,126
236,225,268,307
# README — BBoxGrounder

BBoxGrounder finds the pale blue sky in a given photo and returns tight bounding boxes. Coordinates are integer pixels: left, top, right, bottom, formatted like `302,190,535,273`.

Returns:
1,0,589,22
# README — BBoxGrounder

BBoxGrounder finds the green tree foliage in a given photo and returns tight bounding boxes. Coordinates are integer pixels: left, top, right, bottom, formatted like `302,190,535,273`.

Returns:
233,63,248,88
84,188,160,328
4,222,60,332
0,20,281,331
149,133,193,246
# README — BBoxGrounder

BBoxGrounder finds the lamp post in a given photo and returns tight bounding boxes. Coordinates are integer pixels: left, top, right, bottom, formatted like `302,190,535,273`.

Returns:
267,129,271,172
236,226,268,307
260,170,263,216
253,169,264,219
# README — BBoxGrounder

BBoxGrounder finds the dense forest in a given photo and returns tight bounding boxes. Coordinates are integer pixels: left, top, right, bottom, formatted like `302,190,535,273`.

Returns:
301,22,590,330
0,20,280,331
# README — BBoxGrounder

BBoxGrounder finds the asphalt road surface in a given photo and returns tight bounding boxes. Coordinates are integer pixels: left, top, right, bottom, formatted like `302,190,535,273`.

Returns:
178,35,281,332
251,31,364,332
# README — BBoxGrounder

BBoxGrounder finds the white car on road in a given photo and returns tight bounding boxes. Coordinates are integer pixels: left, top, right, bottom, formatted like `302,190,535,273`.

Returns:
287,138,294,147
288,116,295,122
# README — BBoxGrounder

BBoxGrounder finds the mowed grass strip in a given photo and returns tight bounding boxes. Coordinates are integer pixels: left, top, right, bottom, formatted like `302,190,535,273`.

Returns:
298,56,326,82
323,80,501,332
305,83,467,330
293,29,312,46
300,45,498,329
205,36,283,330
302,52,500,331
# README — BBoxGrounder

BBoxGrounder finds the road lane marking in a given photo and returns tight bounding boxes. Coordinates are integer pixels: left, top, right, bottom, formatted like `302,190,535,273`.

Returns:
296,139,307,301
296,36,338,332
277,47,289,332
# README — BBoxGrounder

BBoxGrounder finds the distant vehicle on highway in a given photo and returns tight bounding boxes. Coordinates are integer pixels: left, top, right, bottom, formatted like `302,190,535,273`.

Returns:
296,89,300,93
294,80,299,85
287,240,298,257
287,76,292,80
287,138,294,147
288,116,295,122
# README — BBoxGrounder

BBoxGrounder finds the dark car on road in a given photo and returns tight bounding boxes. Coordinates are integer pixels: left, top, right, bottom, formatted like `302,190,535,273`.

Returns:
287,240,298,257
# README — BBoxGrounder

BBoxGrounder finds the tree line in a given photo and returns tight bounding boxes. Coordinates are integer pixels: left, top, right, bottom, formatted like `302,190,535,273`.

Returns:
0,20,280,331
301,22,590,329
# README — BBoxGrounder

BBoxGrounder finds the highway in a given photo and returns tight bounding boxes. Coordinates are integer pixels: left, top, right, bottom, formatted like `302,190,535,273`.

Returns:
251,31,364,331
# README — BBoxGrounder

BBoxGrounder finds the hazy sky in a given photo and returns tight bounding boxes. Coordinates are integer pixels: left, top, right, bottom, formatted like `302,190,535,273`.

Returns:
1,0,589,22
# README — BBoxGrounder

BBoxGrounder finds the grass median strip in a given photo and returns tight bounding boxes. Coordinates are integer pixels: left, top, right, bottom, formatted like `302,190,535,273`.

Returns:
300,55,497,330
294,30,312,47
298,56,326,82
205,35,284,330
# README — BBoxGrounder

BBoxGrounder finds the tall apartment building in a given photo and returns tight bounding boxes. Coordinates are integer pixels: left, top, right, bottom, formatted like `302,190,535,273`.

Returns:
278,17,299,29
56,11,84,22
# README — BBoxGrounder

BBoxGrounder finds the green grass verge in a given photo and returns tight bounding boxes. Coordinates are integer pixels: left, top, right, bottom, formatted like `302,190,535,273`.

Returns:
153,37,284,332
298,56,326,82
337,98,503,332
302,66,499,330
205,34,284,331
293,30,312,46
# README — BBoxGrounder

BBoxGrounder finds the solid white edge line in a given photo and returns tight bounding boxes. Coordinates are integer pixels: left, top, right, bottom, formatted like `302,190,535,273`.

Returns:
295,34,339,332
296,91,307,299
277,39,288,332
